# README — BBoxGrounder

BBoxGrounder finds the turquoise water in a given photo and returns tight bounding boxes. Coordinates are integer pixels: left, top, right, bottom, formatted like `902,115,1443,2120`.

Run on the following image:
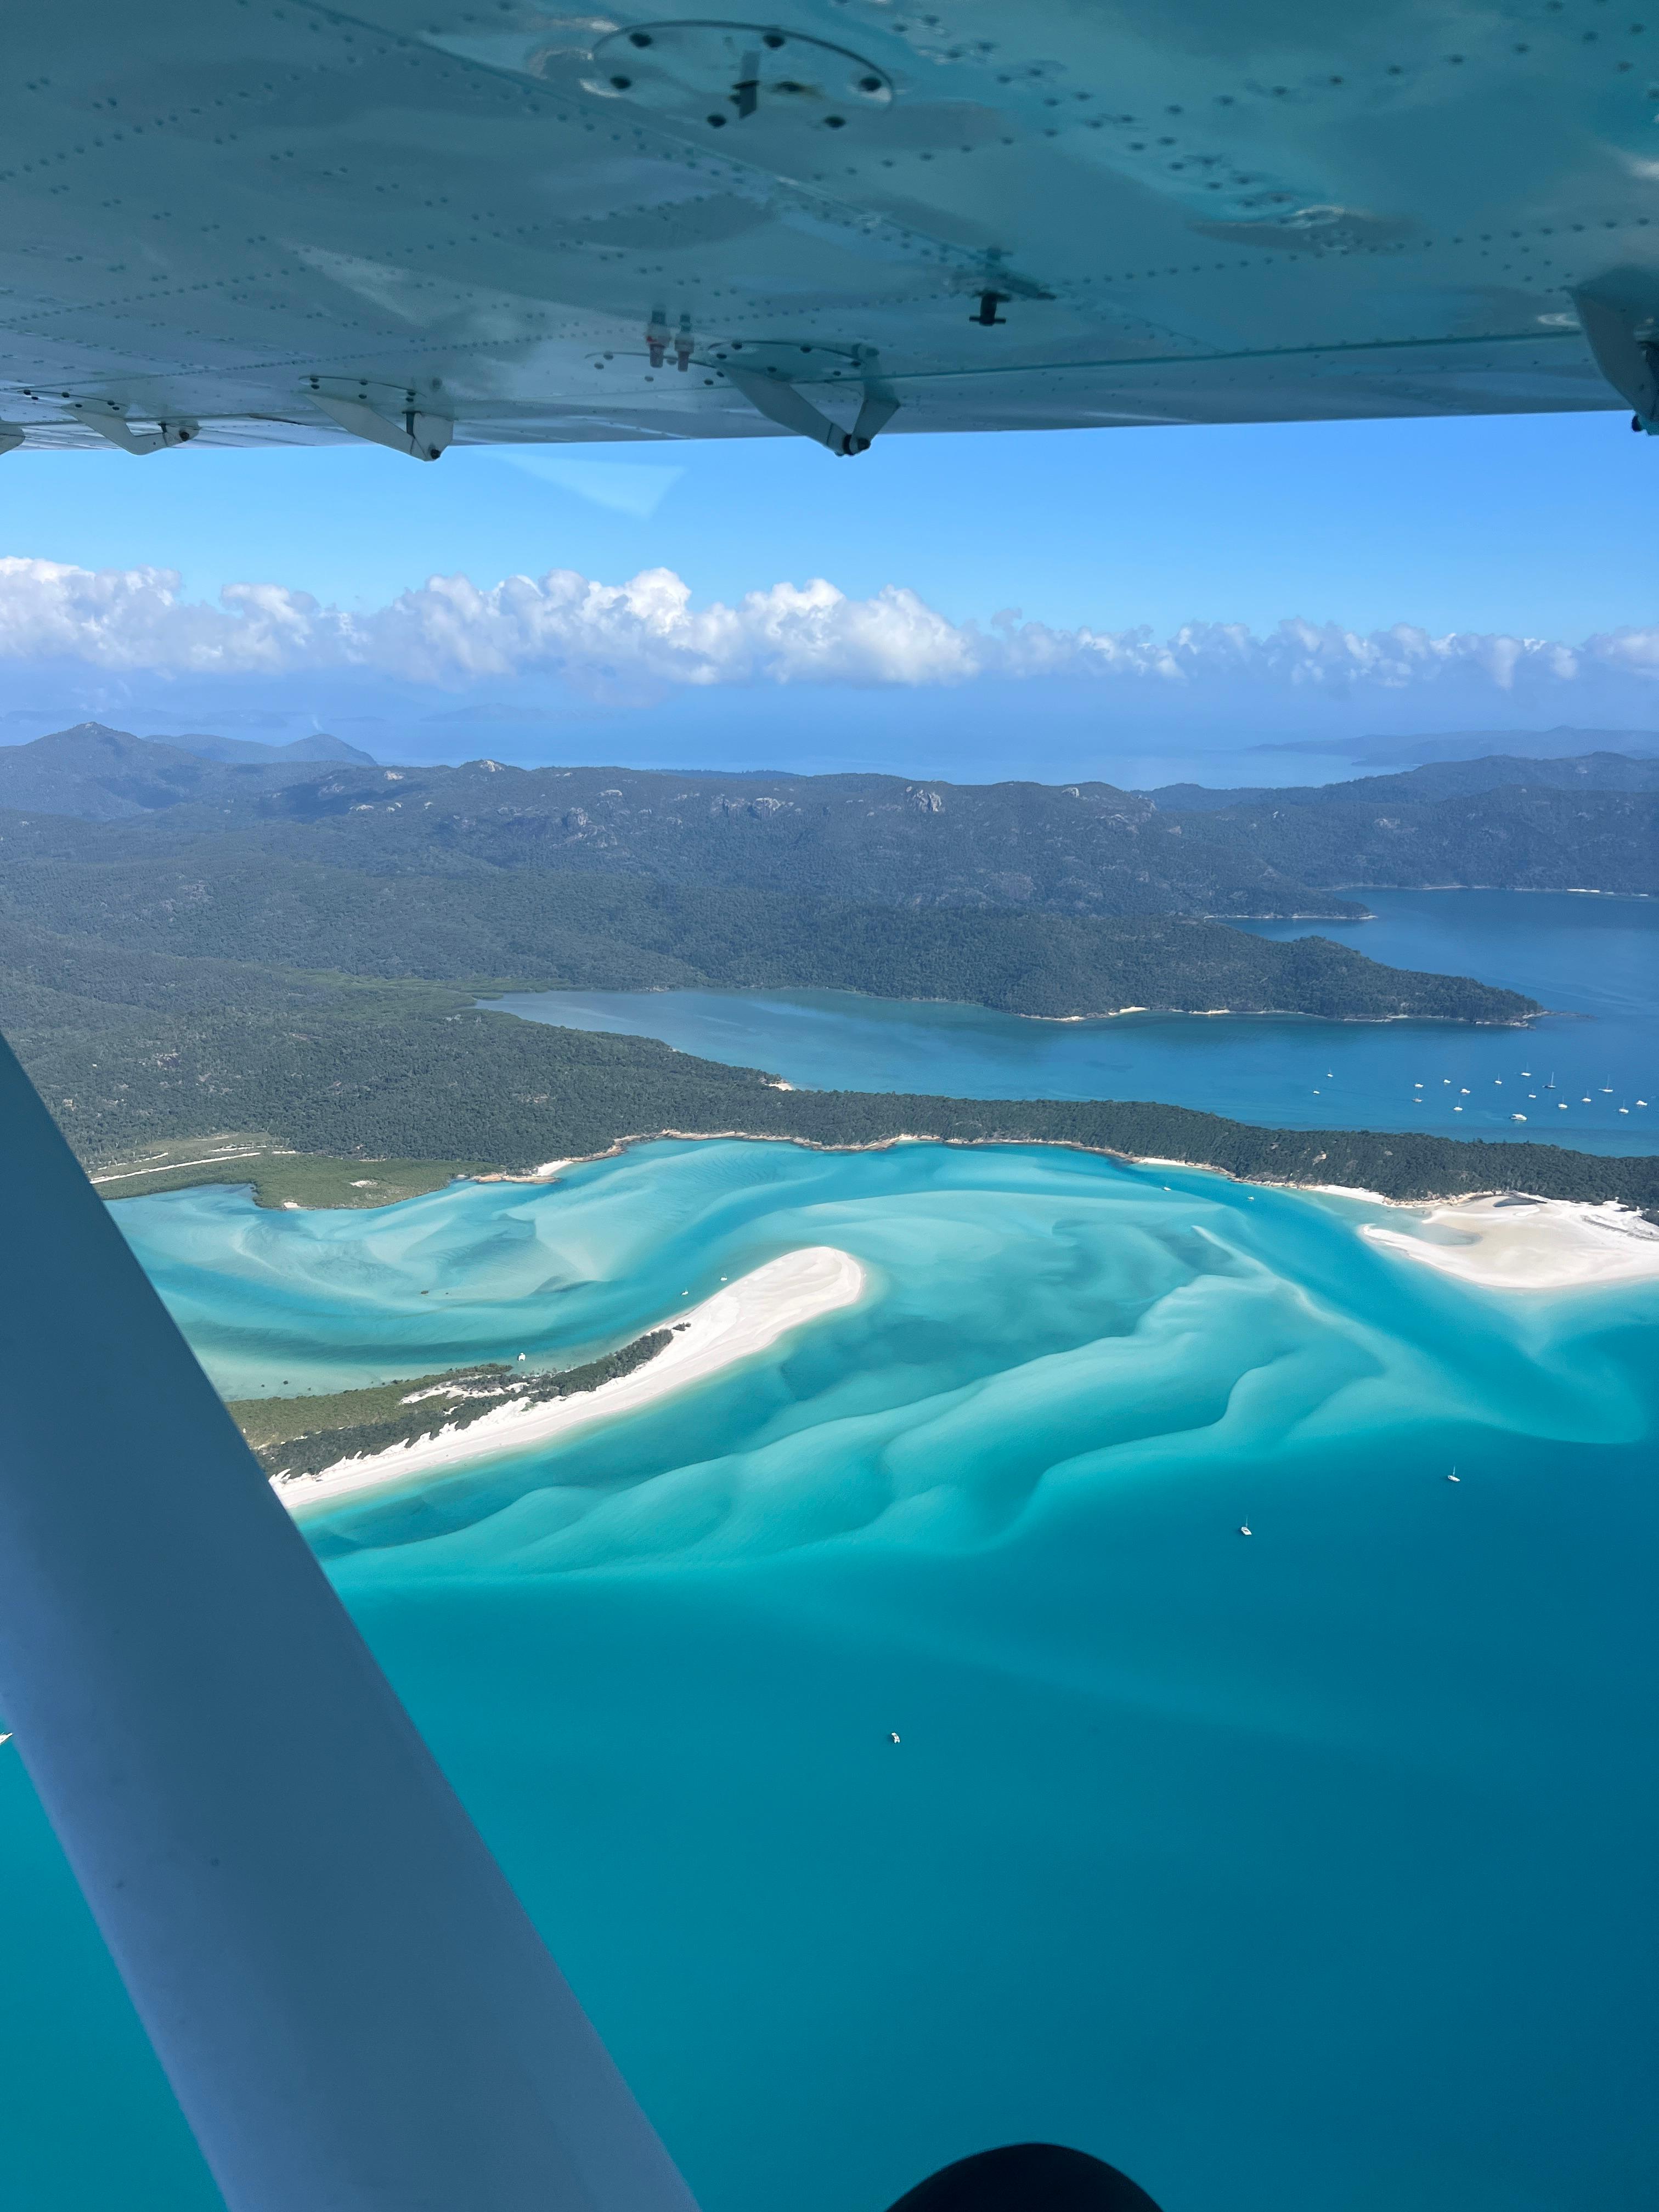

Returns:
489,891,1659,1154
4,1139,1656,2209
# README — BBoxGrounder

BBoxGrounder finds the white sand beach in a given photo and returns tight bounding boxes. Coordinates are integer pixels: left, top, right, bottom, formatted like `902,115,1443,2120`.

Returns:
1359,1194,1659,1291
280,1244,866,1512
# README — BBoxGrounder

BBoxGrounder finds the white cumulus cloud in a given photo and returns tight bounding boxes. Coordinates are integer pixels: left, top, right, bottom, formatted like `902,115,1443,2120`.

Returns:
0,555,1652,710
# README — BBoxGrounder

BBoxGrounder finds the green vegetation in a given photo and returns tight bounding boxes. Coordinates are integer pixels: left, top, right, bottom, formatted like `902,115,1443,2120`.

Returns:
1169,785,1658,897
92,1144,490,1209
0,898,1644,1219
1,728,1649,1229
0,849,1536,1022
6,731,1652,916
11,966,1646,1218
231,1328,675,1482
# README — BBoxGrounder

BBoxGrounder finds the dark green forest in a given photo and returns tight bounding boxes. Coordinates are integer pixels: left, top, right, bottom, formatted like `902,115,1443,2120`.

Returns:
0,850,1536,1022
5,937,1651,1216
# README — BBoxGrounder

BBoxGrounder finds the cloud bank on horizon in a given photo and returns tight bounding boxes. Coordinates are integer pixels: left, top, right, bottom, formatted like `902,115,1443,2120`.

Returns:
2,553,1658,729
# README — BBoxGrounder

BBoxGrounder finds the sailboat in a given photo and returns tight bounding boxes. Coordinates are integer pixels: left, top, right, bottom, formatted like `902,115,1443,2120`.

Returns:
1446,1468,1460,1483
1544,1072,1556,1089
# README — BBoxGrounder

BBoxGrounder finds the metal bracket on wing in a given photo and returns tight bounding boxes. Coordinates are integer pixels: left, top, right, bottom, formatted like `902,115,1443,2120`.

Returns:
67,398,198,454
1573,280,1659,433
725,362,899,456
306,389,454,462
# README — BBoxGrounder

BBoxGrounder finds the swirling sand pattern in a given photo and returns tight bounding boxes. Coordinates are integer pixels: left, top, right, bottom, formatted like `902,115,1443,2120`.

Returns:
6,1137,1646,2212
120,1140,1655,1576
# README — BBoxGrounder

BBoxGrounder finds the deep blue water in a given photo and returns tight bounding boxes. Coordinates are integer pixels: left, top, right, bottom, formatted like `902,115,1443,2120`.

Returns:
489,891,1659,1154
3,1141,1656,2211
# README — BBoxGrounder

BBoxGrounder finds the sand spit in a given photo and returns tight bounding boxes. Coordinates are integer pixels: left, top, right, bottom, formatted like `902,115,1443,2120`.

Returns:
1358,1194,1659,1291
279,1244,866,1513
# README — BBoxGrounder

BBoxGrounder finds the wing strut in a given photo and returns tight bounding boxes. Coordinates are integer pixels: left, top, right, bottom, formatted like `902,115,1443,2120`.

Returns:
0,1034,697,2212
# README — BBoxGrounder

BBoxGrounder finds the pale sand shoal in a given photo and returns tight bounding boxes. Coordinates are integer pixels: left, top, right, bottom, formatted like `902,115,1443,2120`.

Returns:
279,1244,866,1514
1358,1194,1659,1291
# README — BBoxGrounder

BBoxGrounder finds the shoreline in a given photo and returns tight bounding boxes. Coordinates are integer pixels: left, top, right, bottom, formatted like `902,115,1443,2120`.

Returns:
490,989,1543,1031
478,1121,1657,1213
1352,1192,1659,1291
118,1115,1651,1224
277,1244,866,1513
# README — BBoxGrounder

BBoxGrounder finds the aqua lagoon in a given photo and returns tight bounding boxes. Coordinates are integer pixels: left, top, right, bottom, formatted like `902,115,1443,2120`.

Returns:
489,891,1659,1154
3,1132,1656,2212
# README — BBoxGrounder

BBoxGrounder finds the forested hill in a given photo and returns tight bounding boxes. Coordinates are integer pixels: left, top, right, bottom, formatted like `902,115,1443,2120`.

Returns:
0,723,371,821
4,945,1647,1218
2,726,1651,911
0,854,1538,1023
1164,785,1656,896
70,755,1361,921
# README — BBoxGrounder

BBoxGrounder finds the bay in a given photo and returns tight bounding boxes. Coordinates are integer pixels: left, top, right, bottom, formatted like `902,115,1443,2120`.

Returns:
489,890,1659,1154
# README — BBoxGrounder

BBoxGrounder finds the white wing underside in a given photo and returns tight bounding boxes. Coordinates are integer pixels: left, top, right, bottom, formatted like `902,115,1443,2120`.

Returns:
1,0,1652,455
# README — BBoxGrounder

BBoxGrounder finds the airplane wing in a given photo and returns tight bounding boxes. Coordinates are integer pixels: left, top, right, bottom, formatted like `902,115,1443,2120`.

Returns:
1,0,1655,460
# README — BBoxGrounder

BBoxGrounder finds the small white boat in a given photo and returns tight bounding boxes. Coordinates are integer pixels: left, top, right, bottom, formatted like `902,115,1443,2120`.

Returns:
1447,1470,1460,1484
1511,1113,1526,1122
1238,1524,1253,1537
1620,1106,1630,1115
888,1731,901,1746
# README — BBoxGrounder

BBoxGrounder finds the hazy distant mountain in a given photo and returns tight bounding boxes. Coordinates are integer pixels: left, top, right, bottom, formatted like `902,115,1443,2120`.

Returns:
129,757,1362,920
1143,752,1659,813
165,732,377,767
0,723,377,821
3,738,1650,904
1259,727,1659,769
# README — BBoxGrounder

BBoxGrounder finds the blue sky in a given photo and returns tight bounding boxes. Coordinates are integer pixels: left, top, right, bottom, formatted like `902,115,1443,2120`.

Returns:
2,407,1657,782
